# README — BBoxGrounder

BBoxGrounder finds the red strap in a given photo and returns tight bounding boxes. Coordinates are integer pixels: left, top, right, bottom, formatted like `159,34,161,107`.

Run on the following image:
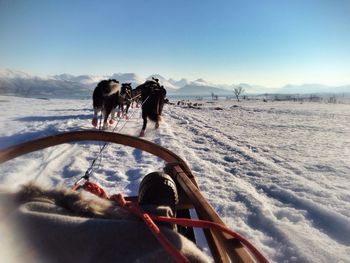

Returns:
111,194,189,263
82,181,108,199
151,216,269,263
79,181,269,263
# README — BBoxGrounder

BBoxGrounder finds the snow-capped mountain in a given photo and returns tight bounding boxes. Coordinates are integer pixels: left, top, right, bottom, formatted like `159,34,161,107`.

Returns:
192,78,212,86
52,74,104,85
237,83,278,94
175,84,232,95
0,69,32,79
168,78,190,88
0,69,181,98
1,68,349,98
110,73,146,87
0,69,91,98
147,74,179,91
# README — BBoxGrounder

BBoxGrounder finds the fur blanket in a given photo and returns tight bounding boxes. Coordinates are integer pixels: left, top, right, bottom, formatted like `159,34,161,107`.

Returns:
0,184,211,263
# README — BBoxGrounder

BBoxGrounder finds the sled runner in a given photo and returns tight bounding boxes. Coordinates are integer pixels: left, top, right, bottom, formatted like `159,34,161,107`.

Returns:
0,131,268,263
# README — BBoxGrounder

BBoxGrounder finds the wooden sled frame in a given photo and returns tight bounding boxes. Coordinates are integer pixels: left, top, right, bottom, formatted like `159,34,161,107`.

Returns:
0,131,255,263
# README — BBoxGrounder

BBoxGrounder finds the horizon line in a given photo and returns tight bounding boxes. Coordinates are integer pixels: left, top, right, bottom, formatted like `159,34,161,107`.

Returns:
1,67,350,89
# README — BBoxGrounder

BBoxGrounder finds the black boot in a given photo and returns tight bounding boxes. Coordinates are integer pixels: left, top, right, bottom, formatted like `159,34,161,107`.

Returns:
138,172,179,229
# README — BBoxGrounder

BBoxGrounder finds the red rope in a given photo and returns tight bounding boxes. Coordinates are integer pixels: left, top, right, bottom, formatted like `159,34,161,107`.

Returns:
110,194,189,263
82,181,109,199
78,181,269,263
151,216,269,263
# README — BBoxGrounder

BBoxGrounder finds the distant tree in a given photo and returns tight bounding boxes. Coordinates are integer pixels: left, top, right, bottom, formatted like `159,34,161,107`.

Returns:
233,86,245,102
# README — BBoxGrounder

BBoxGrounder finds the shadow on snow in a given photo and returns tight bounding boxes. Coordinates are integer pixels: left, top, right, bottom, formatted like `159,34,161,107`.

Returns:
15,114,91,122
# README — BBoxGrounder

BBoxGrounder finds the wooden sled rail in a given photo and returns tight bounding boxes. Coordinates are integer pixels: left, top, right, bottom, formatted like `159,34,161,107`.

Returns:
0,131,256,263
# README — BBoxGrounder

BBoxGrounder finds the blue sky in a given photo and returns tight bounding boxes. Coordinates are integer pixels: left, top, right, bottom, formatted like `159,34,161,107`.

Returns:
0,0,349,87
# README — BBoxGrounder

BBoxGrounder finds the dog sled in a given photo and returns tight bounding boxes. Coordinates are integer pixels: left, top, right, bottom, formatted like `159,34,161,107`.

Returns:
0,131,268,263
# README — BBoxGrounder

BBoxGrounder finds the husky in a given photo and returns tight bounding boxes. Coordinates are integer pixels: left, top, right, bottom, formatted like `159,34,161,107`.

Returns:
92,79,121,129
136,78,167,136
117,83,133,119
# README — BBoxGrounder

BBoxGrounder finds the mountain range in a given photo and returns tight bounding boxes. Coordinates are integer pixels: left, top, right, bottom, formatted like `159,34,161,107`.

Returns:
0,69,349,98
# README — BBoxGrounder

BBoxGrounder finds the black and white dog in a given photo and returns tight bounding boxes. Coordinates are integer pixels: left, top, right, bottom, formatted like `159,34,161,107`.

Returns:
136,78,167,137
92,79,121,129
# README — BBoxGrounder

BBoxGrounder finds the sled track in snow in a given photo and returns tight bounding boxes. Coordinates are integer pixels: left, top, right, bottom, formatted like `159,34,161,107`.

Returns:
163,106,350,262
163,108,312,261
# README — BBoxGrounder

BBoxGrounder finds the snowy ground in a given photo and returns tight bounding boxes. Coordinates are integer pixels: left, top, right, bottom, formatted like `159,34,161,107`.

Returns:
0,95,349,263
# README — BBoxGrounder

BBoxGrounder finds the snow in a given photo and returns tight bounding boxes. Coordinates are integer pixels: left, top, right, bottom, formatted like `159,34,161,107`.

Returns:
0,95,349,263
